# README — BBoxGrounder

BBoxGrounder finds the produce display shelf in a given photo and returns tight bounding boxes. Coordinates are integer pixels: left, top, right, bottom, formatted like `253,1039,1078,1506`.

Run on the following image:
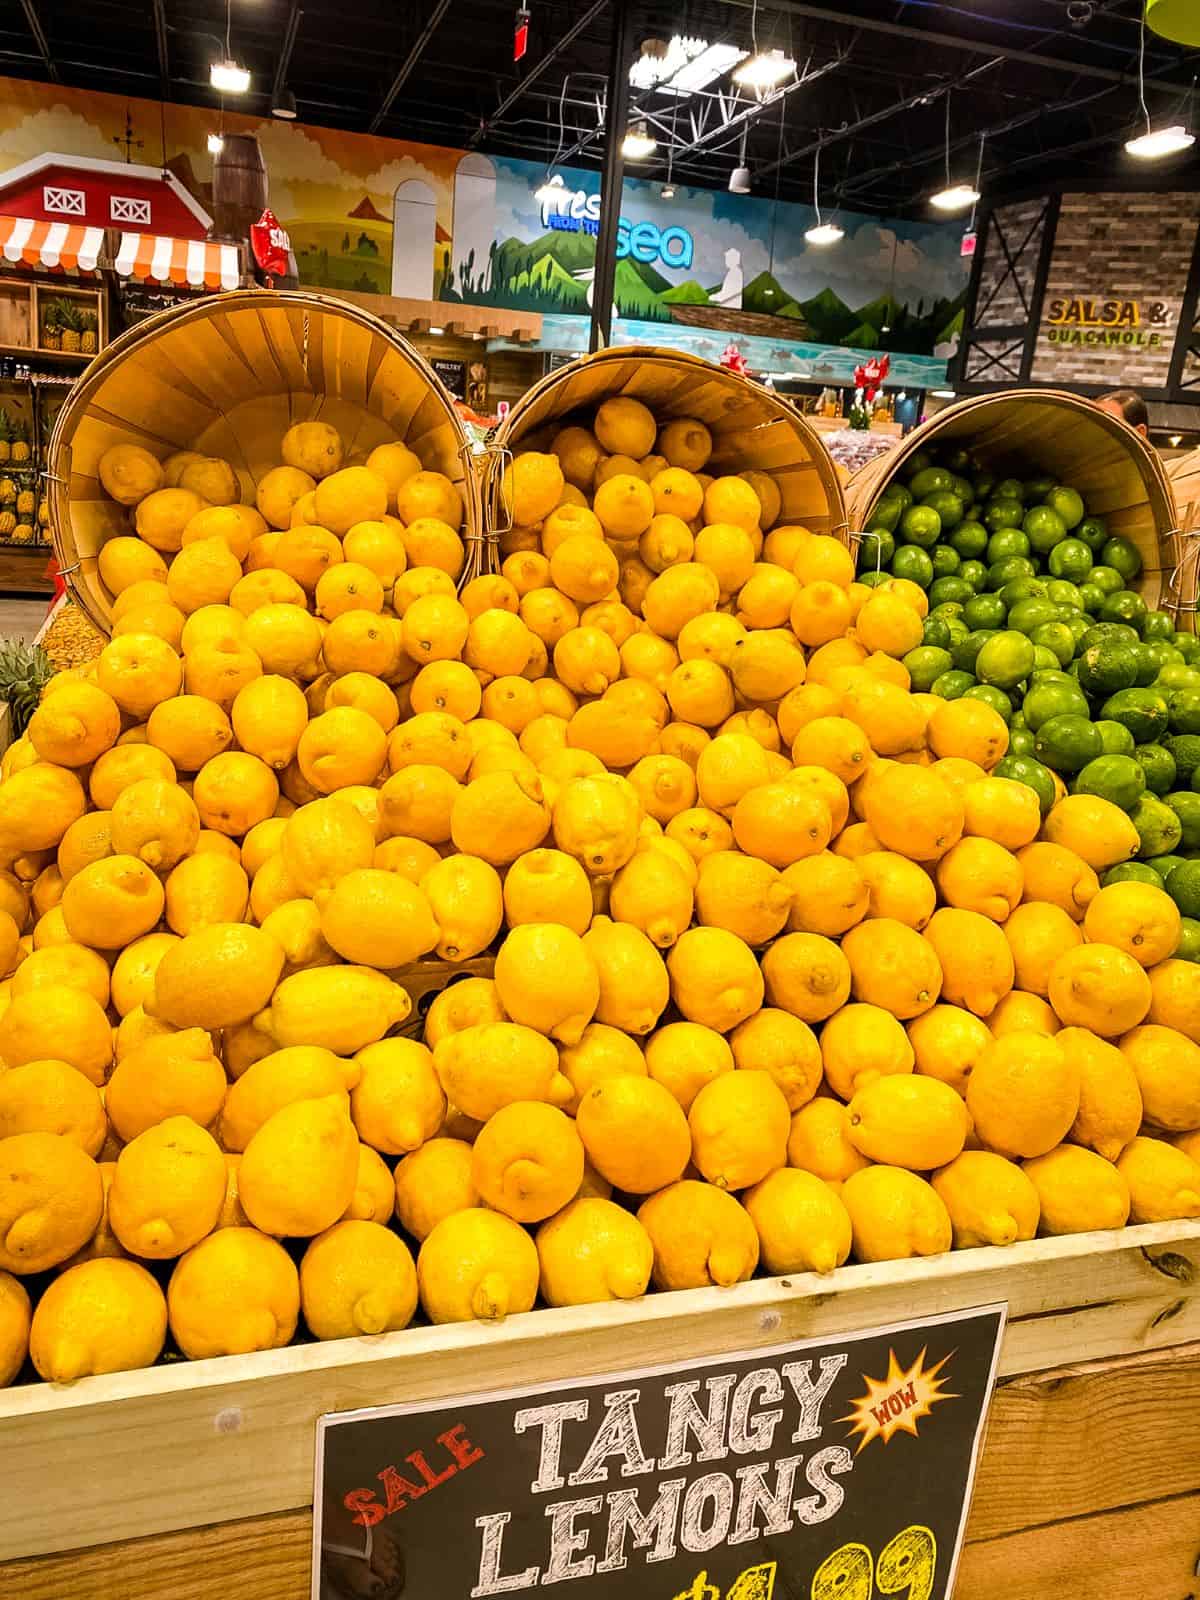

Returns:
3,1218,1198,1598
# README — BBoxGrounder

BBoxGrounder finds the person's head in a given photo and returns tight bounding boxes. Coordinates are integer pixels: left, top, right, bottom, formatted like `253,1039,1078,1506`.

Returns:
1096,389,1148,437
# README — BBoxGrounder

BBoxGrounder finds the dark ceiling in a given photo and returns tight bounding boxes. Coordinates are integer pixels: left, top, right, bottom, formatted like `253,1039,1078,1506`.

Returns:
2,1,1198,218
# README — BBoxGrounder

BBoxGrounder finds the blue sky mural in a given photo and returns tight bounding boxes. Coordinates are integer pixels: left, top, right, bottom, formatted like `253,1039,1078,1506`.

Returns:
442,154,970,361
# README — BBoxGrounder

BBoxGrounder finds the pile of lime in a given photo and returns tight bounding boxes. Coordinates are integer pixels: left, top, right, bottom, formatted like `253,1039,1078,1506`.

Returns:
858,445,1200,950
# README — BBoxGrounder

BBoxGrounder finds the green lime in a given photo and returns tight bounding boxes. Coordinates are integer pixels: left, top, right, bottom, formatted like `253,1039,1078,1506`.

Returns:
998,580,1049,615
958,559,987,592
902,646,954,691
951,630,994,674
1076,515,1109,552
1031,645,1062,673
1102,862,1164,887
1100,687,1170,743
950,520,989,559
869,499,904,536
928,576,974,608
932,607,968,635
1168,688,1200,734
1167,860,1200,918
1078,582,1106,614
1144,643,1184,678
1175,633,1200,662
1030,621,1076,668
972,471,996,500
1177,917,1200,960
899,504,942,547
1047,538,1093,582
943,448,972,474
857,570,891,589
984,499,1025,534
891,545,934,588
1023,504,1069,553
1166,790,1200,849
1024,474,1056,502
951,475,975,507
1073,753,1146,811
922,615,952,649
1141,610,1175,642
963,683,1013,721
930,545,961,579
1044,486,1085,529
986,528,1031,565
1131,794,1183,859
1094,719,1136,755
910,466,953,498
988,557,1037,592
1008,725,1037,757
1035,714,1102,773
1090,565,1125,596
1063,612,1092,650
932,669,974,700
993,754,1057,814
1100,536,1142,580
906,450,934,477
922,489,964,531
1007,597,1059,635
857,528,895,572
881,482,913,513
975,630,1035,690
1023,679,1089,731
995,478,1026,503
1081,622,1139,652
1146,853,1186,882
1156,664,1200,693
1099,591,1147,627
1167,733,1200,786
1077,641,1139,698
1135,742,1177,794
1045,579,1084,609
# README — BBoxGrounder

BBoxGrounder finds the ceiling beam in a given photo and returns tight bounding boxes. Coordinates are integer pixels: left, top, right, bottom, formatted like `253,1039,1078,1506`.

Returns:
272,2,303,104
18,0,57,82
469,0,610,148
714,0,1194,96
369,0,454,134
151,0,169,100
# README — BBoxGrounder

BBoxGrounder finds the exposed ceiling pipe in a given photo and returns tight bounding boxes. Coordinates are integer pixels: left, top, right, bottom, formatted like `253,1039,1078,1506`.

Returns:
151,0,169,99
469,0,610,147
18,0,58,82
369,0,454,134
272,3,303,107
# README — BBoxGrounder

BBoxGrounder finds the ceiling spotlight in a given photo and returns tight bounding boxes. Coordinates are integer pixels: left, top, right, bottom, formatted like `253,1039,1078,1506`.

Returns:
1171,434,1184,446
734,48,796,91
1125,124,1196,159
729,165,752,194
207,132,225,154
805,221,844,246
660,182,676,200
621,122,657,160
931,182,981,212
210,58,251,94
272,86,298,120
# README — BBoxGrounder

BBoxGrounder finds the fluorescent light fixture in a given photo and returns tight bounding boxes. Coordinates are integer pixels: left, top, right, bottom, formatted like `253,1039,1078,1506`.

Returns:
660,182,676,200
729,165,752,194
206,132,225,154
931,388,956,399
272,86,297,120
210,58,251,94
805,221,844,246
621,122,657,160
662,41,749,96
930,182,981,212
1125,123,1196,159
734,48,795,90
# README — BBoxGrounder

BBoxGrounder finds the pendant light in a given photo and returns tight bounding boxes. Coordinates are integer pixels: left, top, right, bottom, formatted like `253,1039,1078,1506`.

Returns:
1125,8,1195,158
805,141,843,246
930,94,980,212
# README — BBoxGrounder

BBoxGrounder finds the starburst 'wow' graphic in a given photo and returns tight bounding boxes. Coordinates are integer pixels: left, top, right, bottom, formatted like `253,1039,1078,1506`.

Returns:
841,1346,956,1453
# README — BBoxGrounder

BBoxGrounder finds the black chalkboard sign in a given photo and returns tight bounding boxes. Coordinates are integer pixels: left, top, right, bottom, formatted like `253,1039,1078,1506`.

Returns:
431,358,467,398
312,1304,1004,1600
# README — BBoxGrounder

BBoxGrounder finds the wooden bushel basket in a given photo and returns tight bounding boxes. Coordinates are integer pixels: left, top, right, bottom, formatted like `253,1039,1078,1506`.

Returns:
47,288,477,634
1166,446,1200,624
845,390,1184,622
486,345,848,565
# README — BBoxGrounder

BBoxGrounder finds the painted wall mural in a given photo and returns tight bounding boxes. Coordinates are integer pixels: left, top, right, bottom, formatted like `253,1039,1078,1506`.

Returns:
0,77,967,371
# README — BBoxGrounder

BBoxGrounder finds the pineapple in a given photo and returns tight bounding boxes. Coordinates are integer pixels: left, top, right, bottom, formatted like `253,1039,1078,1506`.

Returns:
0,513,15,538
11,523,32,545
80,311,98,355
16,488,34,518
37,497,49,527
0,640,54,735
0,478,15,506
59,301,83,354
0,411,10,467
10,422,30,465
40,301,61,351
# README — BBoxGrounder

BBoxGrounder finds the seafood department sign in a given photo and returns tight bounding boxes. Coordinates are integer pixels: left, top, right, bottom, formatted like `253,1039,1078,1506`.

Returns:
313,1304,1004,1600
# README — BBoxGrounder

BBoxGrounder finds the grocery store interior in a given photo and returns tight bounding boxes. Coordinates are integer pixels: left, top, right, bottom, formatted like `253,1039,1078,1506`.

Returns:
0,2,1198,1598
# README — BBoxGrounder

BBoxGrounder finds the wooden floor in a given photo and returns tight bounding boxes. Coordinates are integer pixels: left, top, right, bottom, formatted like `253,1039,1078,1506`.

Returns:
7,1341,1199,1600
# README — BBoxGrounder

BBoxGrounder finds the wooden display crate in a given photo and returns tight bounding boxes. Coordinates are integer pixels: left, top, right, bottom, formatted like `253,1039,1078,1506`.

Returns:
2,1219,1197,1598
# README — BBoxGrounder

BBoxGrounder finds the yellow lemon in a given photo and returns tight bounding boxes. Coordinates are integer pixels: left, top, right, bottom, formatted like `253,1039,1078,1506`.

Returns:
167,1226,299,1361
728,628,806,702
452,770,551,865
1003,900,1083,997
282,421,344,479
785,1099,869,1190
394,1138,479,1240
906,1004,992,1096
855,590,924,657
552,425,604,490
688,1070,789,1190
789,580,853,648
184,640,263,711
1022,1145,1131,1234
861,763,964,862
582,916,669,1033
790,716,871,785
781,851,868,937
28,682,121,768
594,396,656,458
166,536,242,615
106,1028,225,1143
847,1075,969,1170
318,867,438,968
238,1096,358,1237
820,1002,914,1100
840,917,942,1019
637,1181,759,1290
1043,793,1140,872
667,925,764,1031
641,563,722,638
177,455,237,506
493,923,599,1046
931,1151,1040,1247
666,660,735,728
744,1168,852,1275
1056,1026,1143,1162
989,989,1060,1037
433,1021,570,1121
96,633,182,718
610,848,694,948
702,476,761,535
1016,840,1099,921
257,464,317,528
146,694,233,772
258,966,410,1055
150,923,284,1029
1120,1023,1200,1130
343,519,408,589
962,776,1041,848
576,1076,691,1193
301,1220,417,1339
401,593,470,663
557,1024,647,1113
639,511,694,572
220,1045,358,1152
321,610,399,679
410,659,482,721
759,931,850,1025
1147,958,1200,1040
732,781,831,868
728,1008,821,1112
470,1102,584,1224
272,525,344,593
109,778,199,872
966,1031,1080,1158
922,906,1014,1019
694,733,770,817
350,1038,445,1155
0,1060,105,1156
737,563,798,629
536,1197,654,1307
1116,1136,1200,1222
842,1166,952,1263
108,1116,224,1259
31,1258,166,1380
418,1208,538,1324
503,452,565,525
553,625,620,696
99,535,169,593
60,855,164,953
297,707,387,793
1083,880,1181,968
0,1270,30,1385
657,418,712,471
283,795,375,895
134,488,206,553
935,836,1023,922
552,773,640,876
643,1021,733,1110
379,765,462,845
593,474,655,541
12,941,110,1008
856,851,935,930
1048,942,1152,1035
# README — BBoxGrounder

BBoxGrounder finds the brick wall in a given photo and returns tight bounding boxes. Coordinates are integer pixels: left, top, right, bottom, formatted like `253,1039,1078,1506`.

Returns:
1029,191,1200,388
972,198,1048,329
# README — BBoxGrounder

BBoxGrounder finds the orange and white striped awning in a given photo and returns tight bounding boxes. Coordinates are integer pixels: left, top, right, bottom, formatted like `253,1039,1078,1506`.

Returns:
0,217,104,272
114,233,240,291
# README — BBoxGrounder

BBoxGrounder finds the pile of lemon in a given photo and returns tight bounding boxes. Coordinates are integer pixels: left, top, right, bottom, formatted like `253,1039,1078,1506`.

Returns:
0,392,1198,1391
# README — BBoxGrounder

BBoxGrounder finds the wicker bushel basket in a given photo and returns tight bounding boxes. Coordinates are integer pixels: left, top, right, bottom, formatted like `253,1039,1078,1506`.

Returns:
48,288,476,634
1166,447,1200,624
845,390,1184,622
488,345,847,558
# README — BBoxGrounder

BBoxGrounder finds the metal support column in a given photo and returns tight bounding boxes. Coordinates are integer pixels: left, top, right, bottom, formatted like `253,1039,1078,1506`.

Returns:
589,0,633,352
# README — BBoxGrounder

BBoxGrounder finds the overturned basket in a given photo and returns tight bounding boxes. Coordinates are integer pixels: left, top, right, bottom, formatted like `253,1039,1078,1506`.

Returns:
47,288,477,634
846,389,1184,622
485,344,847,563
1166,447,1200,626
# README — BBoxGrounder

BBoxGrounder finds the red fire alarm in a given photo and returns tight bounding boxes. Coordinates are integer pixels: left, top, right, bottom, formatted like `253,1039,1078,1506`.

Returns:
514,5,530,60
961,230,977,259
